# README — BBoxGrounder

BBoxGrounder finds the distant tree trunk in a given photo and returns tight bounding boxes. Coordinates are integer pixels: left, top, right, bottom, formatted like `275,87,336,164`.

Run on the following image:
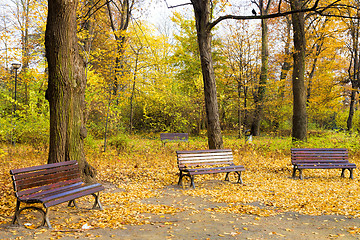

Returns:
237,81,242,138
106,0,131,98
191,0,223,149
279,16,292,99
347,85,356,131
129,48,140,134
291,0,307,141
307,42,323,103
45,0,96,183
21,0,30,105
251,7,269,136
347,15,360,132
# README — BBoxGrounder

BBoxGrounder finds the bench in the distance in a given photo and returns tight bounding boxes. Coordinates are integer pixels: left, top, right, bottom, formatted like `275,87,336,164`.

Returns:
176,149,245,188
161,133,189,148
10,160,104,228
291,148,356,180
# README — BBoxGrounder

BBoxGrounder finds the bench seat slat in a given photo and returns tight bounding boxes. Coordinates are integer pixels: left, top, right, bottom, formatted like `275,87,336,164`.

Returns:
16,178,82,198
19,182,85,202
179,161,234,168
296,164,356,169
44,185,105,208
10,161,78,175
12,164,78,182
41,183,104,203
184,166,246,175
179,159,233,164
13,170,80,192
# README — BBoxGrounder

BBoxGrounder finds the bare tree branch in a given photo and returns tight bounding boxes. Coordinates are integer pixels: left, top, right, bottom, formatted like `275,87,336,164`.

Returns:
163,0,192,9
207,0,360,30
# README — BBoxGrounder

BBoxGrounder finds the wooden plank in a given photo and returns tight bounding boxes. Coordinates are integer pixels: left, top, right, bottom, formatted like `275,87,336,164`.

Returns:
12,164,78,181
41,183,103,202
44,185,105,208
20,182,84,201
13,170,80,192
16,178,82,198
177,149,232,154
10,161,78,175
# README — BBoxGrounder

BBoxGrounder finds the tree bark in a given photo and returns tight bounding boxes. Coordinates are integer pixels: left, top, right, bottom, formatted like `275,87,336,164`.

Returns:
251,12,269,136
45,0,96,183
291,0,308,141
191,0,223,149
251,0,271,136
347,15,360,132
347,85,356,131
279,16,292,99
106,0,131,98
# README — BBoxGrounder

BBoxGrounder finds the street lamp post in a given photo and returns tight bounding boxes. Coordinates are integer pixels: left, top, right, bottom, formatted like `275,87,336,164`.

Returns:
11,62,21,146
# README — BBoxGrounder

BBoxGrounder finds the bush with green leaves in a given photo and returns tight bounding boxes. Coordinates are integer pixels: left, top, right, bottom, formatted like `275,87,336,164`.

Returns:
108,134,131,154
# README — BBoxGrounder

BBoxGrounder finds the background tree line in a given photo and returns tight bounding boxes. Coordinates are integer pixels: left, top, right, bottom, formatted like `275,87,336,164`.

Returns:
0,0,359,148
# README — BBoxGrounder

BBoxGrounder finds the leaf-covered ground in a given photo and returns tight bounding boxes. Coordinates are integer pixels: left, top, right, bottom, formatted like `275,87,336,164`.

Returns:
2,135,360,239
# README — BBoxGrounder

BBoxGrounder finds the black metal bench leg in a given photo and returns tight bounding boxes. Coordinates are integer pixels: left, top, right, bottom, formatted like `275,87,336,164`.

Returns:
292,167,297,178
341,169,345,178
236,172,243,184
12,200,21,225
68,199,77,207
224,172,230,181
92,193,103,210
350,169,354,179
44,207,52,229
190,176,195,189
178,171,183,186
299,169,303,180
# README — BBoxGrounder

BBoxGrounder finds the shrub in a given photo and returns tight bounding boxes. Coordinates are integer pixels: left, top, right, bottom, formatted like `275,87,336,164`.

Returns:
108,134,131,154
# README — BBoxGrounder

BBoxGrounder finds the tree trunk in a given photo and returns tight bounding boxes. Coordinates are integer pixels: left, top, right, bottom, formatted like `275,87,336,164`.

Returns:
191,0,223,149
237,81,242,138
279,17,292,99
347,86,356,131
106,0,130,99
251,14,269,136
347,16,360,132
45,0,96,183
291,0,307,141
129,50,139,134
22,0,30,105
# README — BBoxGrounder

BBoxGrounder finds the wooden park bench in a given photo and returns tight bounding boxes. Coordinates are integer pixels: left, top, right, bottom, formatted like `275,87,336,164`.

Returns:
176,149,245,188
291,148,356,180
10,160,104,228
160,133,189,148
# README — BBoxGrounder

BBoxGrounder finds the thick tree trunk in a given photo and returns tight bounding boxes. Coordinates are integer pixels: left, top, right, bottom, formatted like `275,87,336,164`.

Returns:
291,0,307,141
191,0,223,149
45,0,96,183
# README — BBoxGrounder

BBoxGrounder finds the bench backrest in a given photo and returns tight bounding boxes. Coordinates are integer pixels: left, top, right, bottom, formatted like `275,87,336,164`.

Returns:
161,133,189,142
291,148,349,165
10,161,81,198
177,149,234,170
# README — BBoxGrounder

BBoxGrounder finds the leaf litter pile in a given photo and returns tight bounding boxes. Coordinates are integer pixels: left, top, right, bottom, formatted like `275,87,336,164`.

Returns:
2,136,360,237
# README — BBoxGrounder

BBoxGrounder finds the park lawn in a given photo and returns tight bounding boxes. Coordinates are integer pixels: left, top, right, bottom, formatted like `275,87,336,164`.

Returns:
1,132,360,231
